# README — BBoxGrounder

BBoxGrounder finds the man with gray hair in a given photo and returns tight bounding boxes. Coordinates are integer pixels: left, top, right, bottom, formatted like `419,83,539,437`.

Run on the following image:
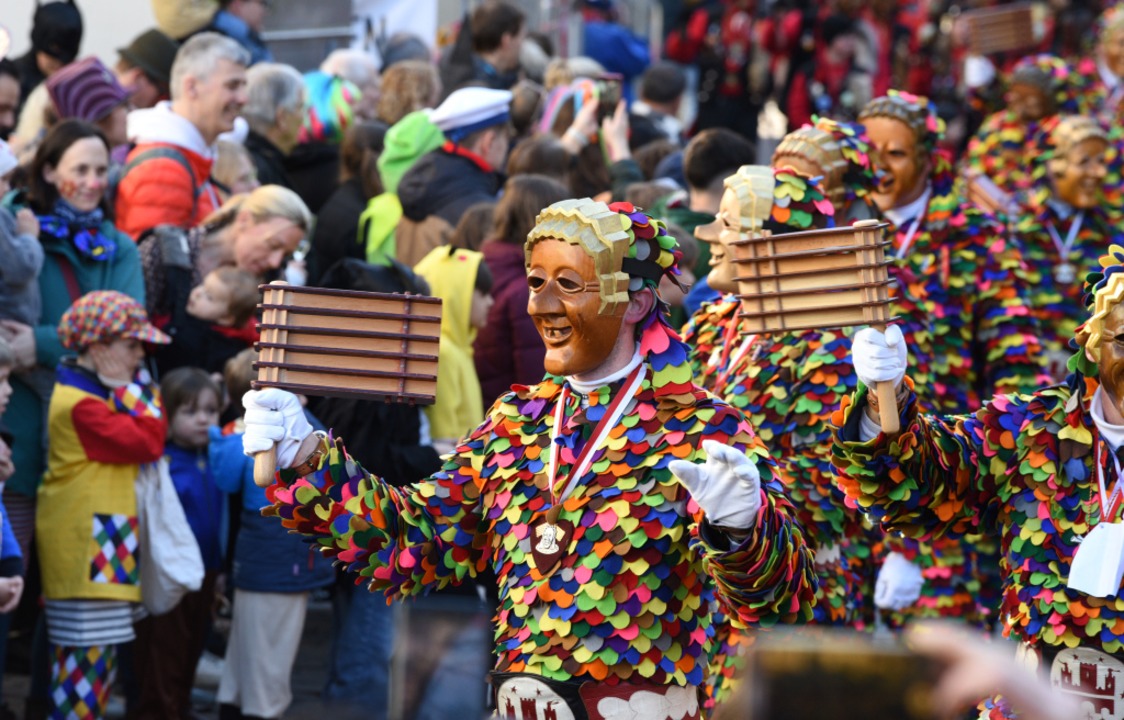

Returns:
115,32,249,239
243,62,304,188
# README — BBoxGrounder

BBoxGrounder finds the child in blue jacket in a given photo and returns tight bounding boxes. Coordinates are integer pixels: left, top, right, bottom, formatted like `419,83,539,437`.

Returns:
212,349,334,720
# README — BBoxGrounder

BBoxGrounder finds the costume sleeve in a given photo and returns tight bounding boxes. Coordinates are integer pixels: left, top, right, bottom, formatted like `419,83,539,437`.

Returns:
264,414,499,599
830,379,1023,540
973,228,1050,396
71,381,167,465
688,408,819,626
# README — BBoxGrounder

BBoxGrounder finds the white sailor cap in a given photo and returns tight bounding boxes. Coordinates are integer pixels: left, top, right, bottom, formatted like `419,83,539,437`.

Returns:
430,87,513,142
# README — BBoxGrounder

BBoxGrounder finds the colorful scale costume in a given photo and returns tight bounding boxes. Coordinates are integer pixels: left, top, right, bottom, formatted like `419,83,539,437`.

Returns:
262,202,818,700
830,248,1124,717
862,92,1046,630
682,169,861,707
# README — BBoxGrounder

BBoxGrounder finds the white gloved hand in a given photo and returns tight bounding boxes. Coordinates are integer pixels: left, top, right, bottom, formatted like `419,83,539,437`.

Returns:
242,388,314,467
853,325,908,389
669,439,762,529
964,55,996,89
874,551,925,611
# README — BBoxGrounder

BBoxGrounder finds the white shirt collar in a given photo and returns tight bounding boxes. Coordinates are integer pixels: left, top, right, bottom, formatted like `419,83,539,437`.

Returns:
566,349,643,396
1090,387,1124,452
883,184,932,228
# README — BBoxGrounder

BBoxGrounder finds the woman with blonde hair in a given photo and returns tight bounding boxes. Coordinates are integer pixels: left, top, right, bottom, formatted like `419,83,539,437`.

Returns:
376,60,442,126
138,184,312,374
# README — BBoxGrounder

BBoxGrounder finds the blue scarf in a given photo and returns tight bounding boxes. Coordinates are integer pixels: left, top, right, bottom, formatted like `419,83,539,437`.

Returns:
38,199,116,262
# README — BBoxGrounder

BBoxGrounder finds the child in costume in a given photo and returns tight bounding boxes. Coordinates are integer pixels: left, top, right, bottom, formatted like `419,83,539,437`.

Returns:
130,367,224,719
838,245,1124,719
1013,116,1121,382
242,200,817,720
39,290,169,720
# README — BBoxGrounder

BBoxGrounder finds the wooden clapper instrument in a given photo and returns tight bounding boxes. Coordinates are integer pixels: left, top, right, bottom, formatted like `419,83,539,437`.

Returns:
729,189,899,432
251,282,442,486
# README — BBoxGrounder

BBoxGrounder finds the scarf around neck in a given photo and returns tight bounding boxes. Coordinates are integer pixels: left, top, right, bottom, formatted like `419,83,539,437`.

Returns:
39,199,116,262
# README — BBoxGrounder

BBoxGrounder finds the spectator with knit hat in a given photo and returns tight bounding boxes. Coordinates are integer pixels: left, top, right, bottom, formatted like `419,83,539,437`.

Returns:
11,0,83,114
46,57,132,149
115,29,179,110
395,87,511,266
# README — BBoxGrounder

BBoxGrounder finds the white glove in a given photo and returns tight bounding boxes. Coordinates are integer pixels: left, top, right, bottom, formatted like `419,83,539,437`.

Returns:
853,325,908,389
242,388,314,468
669,439,762,529
964,55,996,89
875,551,924,611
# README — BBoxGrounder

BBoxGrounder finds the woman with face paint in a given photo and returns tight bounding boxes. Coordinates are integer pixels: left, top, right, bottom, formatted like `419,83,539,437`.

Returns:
240,199,818,720
0,120,147,607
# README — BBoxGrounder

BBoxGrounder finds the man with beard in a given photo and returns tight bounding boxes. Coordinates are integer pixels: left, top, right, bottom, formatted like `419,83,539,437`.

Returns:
240,199,816,720
115,33,249,239
838,245,1124,719
857,91,1046,628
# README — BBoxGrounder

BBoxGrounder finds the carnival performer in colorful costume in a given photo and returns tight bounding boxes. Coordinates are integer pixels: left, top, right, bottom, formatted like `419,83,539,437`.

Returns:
964,54,1076,206
1014,116,1120,382
857,90,1046,626
771,116,881,226
681,164,870,709
240,200,817,720
835,246,1124,720
1072,5,1124,124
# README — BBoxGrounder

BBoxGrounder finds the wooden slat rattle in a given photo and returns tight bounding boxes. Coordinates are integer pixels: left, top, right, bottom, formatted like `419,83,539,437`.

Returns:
960,3,1036,56
251,281,442,486
730,218,901,434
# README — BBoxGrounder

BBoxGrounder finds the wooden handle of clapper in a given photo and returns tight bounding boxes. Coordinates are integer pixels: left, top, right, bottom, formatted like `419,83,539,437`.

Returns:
872,323,900,434
253,442,277,487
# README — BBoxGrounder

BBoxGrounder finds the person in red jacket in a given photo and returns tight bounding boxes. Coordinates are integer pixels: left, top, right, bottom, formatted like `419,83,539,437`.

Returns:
115,33,249,240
